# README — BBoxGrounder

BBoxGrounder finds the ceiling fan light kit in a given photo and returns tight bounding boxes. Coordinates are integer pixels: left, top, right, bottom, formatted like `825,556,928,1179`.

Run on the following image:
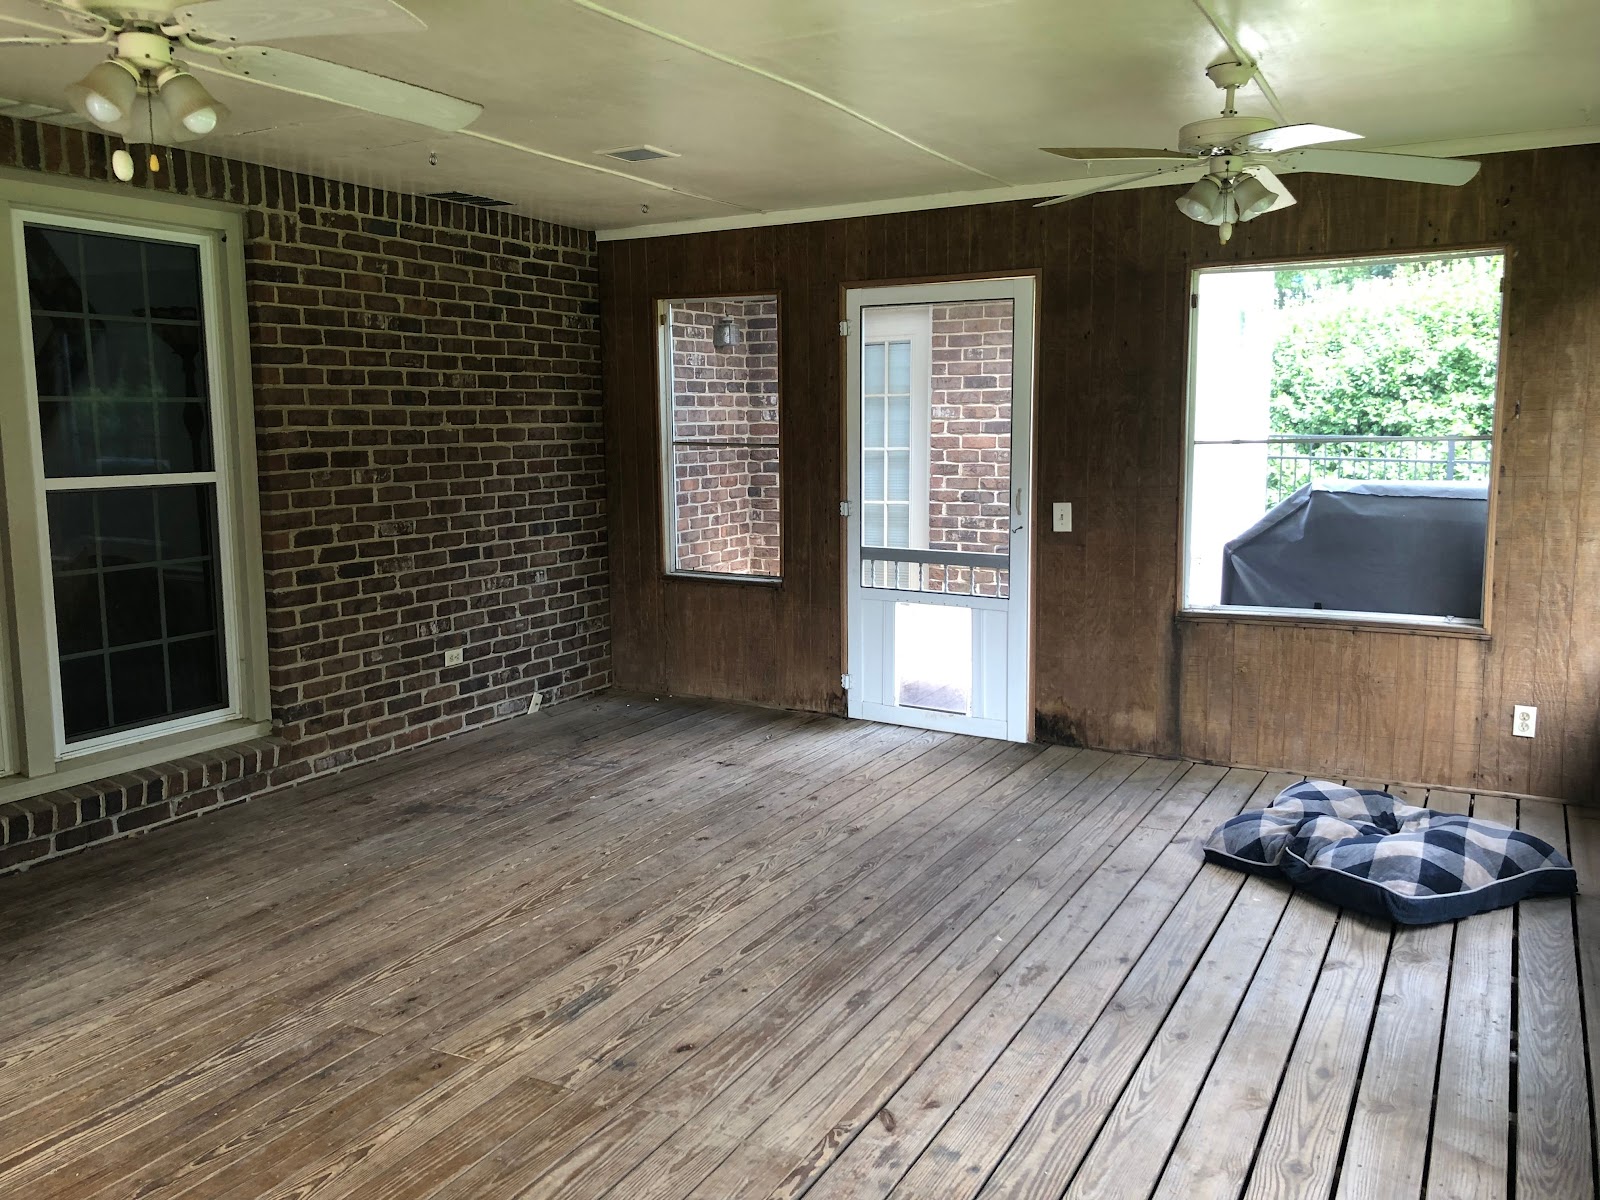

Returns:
66,29,225,145
7,0,483,184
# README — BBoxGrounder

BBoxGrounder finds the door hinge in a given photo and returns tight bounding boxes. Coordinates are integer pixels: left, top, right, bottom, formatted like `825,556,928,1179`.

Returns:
838,319,850,337
838,501,851,517
841,673,852,690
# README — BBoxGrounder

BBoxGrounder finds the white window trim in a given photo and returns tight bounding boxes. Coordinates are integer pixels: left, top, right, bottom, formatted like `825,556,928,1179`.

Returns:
1178,249,1505,634
657,294,783,583
0,172,270,802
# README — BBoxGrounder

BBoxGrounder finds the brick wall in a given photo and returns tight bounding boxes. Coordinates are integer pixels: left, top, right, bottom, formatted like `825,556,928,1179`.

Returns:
925,303,1013,597
0,116,609,874
928,303,1013,553
667,297,780,576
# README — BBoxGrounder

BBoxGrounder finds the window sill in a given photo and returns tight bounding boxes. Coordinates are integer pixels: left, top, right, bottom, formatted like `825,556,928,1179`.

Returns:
0,717,274,806
1178,607,1490,640
664,571,784,588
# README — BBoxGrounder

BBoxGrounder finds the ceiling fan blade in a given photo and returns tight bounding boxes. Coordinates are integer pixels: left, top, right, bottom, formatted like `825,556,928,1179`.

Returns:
0,34,102,44
1042,147,1189,160
1064,157,1202,178
0,3,107,37
1033,164,1206,207
1232,123,1362,154
1272,148,1481,185
197,46,481,131
175,0,425,45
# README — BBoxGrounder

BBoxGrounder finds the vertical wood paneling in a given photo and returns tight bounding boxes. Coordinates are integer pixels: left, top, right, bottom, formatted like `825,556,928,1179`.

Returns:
601,145,1600,802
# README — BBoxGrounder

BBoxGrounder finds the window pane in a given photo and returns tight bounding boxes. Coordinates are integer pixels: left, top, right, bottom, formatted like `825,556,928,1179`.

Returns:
887,450,911,502
60,656,109,741
864,342,885,395
864,503,886,547
888,396,911,448
91,321,155,395
48,484,227,742
151,324,207,398
663,295,782,578
24,226,85,313
863,450,884,502
863,395,885,449
144,240,203,320
32,315,89,396
887,503,910,548
888,340,911,393
82,232,147,317
24,224,212,477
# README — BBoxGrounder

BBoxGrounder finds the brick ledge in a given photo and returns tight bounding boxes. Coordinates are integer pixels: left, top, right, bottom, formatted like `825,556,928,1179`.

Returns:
0,739,284,874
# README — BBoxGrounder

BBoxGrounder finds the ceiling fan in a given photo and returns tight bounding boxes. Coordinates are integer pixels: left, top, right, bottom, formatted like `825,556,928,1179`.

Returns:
0,0,480,178
1036,60,1481,243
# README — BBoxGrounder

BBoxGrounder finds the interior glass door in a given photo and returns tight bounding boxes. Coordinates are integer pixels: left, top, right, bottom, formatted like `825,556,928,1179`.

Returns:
844,278,1034,741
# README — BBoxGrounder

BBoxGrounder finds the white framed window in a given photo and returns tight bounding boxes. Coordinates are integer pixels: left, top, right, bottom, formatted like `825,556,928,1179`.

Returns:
860,306,931,552
0,174,269,797
1182,249,1506,630
658,294,782,580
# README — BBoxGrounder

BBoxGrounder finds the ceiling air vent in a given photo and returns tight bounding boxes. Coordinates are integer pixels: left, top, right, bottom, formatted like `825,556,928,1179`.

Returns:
426,190,512,208
599,145,678,163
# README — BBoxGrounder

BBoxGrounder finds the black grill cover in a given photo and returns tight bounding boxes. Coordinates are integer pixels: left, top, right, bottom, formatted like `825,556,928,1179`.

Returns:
1220,479,1489,619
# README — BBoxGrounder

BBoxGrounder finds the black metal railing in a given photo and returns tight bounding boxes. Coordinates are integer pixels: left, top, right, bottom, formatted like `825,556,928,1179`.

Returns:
1264,434,1491,505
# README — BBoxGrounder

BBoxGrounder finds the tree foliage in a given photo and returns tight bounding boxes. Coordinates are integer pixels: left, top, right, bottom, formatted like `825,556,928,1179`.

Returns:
1270,255,1503,440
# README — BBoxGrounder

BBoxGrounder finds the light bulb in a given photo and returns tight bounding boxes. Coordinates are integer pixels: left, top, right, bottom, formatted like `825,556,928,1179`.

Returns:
86,93,122,124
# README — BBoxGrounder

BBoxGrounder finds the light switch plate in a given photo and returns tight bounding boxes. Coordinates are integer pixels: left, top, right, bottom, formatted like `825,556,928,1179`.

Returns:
1052,502,1072,533
1512,704,1536,738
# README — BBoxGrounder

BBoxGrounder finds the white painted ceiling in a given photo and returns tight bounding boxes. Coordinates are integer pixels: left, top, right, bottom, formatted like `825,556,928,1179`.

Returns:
0,0,1596,237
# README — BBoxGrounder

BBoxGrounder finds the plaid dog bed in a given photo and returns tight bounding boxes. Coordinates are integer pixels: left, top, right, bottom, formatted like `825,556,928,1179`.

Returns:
1205,780,1578,925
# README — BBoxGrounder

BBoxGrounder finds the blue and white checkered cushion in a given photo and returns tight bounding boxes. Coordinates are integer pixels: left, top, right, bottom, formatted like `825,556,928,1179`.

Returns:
1205,780,1577,925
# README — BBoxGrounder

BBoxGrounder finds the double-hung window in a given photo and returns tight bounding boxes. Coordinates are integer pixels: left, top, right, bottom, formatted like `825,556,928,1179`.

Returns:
0,175,268,796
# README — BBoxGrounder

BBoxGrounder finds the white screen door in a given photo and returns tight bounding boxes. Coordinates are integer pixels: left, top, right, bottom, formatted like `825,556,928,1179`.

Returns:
845,277,1034,741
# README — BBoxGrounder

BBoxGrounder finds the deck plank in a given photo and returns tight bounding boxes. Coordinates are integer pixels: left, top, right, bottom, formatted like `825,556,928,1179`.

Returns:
1514,799,1594,1200
1425,794,1515,1200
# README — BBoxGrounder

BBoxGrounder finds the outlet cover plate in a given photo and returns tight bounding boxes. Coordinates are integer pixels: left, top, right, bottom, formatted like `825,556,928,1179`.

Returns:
444,648,464,667
1512,704,1537,738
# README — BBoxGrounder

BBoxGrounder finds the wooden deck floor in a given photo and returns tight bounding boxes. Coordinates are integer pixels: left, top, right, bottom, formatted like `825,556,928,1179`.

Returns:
1,694,1595,1199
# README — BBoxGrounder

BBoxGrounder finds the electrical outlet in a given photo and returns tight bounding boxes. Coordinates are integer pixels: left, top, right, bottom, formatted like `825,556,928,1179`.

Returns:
526,691,544,715
1512,704,1537,738
444,648,464,667
1052,502,1072,533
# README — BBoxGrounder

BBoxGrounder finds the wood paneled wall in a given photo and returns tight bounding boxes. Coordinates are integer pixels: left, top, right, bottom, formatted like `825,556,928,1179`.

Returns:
600,145,1600,802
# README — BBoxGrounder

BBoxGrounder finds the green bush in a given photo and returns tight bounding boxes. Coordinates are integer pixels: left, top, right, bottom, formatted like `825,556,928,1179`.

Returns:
1265,255,1503,501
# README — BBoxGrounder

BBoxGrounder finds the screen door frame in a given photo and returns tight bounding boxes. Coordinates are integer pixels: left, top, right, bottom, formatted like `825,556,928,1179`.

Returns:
843,276,1036,742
